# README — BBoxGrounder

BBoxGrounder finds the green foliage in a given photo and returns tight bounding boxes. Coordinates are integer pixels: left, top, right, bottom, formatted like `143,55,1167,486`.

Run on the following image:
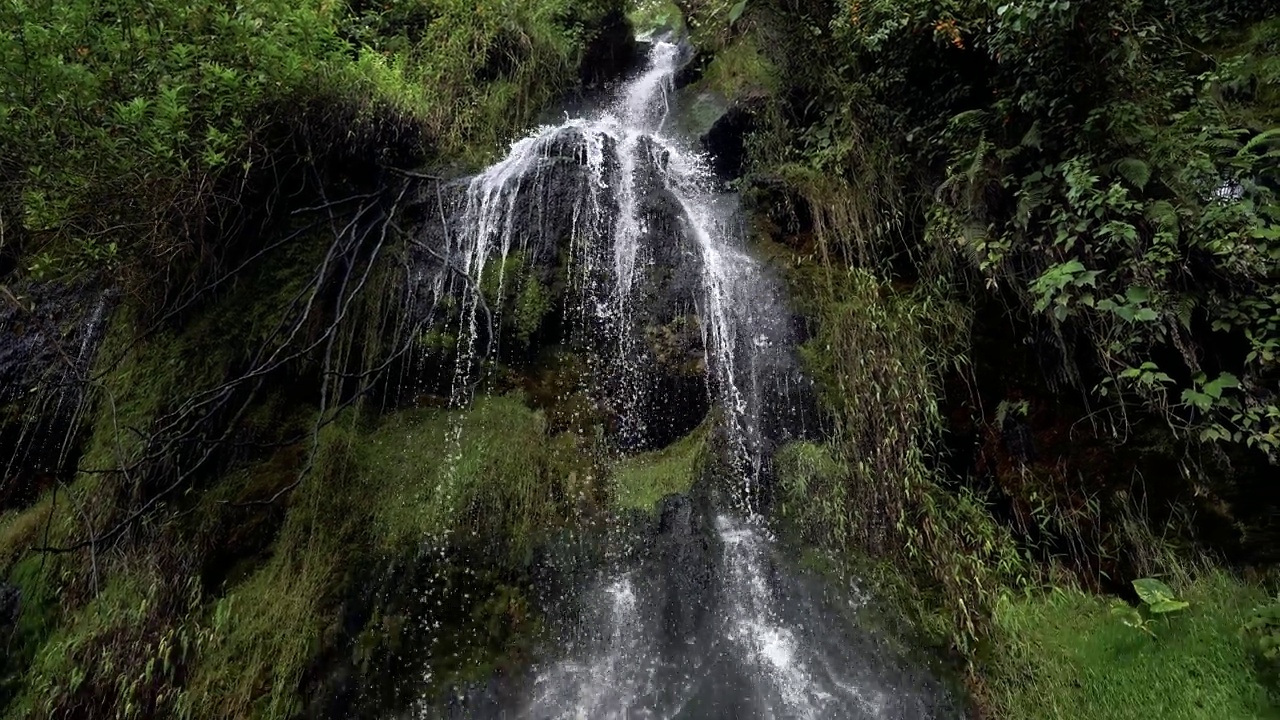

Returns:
990,572,1276,719
13,559,209,720
629,0,684,36
777,260,1033,654
612,420,708,512
0,0,623,276
830,0,1280,460
775,441,848,544
1111,577,1192,637
1133,577,1191,615
793,268,967,551
1244,596,1280,691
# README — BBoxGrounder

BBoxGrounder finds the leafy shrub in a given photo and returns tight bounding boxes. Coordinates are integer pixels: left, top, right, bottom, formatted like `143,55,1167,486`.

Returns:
830,1,1280,460
0,0,622,281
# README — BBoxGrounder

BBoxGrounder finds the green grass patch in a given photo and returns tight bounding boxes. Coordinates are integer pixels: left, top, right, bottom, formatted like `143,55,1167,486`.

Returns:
180,421,363,719
612,421,708,512
989,572,1278,720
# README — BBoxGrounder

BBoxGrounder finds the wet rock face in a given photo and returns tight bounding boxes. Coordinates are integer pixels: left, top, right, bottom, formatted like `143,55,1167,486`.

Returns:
651,493,716,651
0,280,108,405
578,8,640,89
402,127,713,449
0,280,114,510
702,104,754,180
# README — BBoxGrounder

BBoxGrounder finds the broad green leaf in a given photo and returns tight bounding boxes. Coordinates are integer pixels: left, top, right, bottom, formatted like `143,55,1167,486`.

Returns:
1149,599,1190,614
1203,373,1240,399
1182,389,1213,410
1110,604,1144,627
728,0,748,23
1133,577,1177,605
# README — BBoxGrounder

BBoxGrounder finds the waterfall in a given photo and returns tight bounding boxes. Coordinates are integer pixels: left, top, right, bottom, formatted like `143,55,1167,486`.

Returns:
407,41,956,720
424,39,798,513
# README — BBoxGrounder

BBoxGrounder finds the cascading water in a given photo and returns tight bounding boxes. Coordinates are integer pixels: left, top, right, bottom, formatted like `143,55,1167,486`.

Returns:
405,40,958,720
423,40,795,506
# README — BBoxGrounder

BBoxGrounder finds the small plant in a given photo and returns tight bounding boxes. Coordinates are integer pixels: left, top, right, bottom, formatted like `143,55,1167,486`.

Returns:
1243,598,1280,676
1112,578,1191,636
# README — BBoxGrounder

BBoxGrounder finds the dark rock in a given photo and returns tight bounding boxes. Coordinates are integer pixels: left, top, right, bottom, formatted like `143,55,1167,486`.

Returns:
0,279,111,406
0,280,115,511
1001,413,1035,463
0,581,18,637
702,104,754,180
579,8,640,89
651,493,715,651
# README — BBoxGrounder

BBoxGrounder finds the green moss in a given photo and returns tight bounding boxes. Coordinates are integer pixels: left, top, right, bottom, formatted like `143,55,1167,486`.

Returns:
988,572,1277,719
695,35,779,102
612,420,708,512
0,557,61,714
514,275,552,345
364,396,588,558
0,504,47,575
478,251,555,347
181,422,362,719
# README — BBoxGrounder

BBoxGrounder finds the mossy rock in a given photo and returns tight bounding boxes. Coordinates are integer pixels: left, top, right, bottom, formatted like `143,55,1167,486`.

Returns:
613,419,709,513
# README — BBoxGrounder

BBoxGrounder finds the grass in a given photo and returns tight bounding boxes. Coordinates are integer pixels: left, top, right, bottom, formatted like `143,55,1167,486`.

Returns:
179,420,360,719
988,572,1278,720
0,505,47,575
2,389,603,718
612,420,708,512
181,552,333,719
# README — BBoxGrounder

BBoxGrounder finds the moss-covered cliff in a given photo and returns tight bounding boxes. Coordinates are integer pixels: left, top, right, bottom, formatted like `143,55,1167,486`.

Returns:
1,0,1278,718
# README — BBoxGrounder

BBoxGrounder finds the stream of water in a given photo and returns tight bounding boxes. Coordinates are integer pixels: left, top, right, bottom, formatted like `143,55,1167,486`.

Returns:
412,40,958,720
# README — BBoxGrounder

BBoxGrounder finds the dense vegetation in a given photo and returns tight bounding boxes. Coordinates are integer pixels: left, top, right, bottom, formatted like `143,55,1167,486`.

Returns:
0,1,627,716
674,0,1279,713
0,0,1277,717
0,0,620,286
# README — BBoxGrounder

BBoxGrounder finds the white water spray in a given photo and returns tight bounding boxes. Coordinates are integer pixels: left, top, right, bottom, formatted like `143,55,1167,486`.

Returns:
409,41,951,720
432,40,780,510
